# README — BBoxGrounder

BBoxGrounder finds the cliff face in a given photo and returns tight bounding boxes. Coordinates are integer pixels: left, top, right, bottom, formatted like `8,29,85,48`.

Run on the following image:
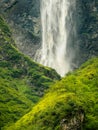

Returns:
76,0,98,64
0,0,98,68
0,0,41,57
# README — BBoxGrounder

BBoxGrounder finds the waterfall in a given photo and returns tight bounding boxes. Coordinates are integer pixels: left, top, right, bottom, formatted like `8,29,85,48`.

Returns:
34,0,76,76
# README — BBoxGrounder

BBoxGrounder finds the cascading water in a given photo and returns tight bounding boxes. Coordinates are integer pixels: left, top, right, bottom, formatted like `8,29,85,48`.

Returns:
34,0,76,76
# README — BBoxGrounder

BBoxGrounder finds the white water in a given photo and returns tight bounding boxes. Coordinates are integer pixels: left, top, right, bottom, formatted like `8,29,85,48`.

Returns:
34,0,76,76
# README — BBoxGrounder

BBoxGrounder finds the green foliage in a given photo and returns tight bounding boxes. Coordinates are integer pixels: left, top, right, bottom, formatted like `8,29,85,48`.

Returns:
0,77,34,128
0,16,60,129
6,57,98,130
0,16,11,36
1,14,98,130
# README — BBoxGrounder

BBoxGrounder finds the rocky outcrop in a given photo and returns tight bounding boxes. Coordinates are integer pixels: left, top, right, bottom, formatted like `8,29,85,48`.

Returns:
76,0,98,65
60,112,84,130
0,0,41,58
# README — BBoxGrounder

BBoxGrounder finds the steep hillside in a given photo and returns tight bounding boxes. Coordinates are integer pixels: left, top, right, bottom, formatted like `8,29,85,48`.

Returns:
0,16,60,129
0,1,98,130
6,57,98,130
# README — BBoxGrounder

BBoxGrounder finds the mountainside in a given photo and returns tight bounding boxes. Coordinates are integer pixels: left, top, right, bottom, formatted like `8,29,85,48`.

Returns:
0,1,98,130
6,57,98,130
0,0,98,68
0,16,60,129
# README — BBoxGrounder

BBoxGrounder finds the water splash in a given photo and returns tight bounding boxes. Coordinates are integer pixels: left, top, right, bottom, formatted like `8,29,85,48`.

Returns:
34,0,76,76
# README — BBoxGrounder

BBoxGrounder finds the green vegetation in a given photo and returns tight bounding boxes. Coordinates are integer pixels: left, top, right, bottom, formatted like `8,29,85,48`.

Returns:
6,57,98,130
0,10,98,130
0,16,60,129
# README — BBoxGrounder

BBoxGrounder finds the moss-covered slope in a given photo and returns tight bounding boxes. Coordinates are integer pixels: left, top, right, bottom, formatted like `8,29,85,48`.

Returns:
7,57,98,130
0,16,60,129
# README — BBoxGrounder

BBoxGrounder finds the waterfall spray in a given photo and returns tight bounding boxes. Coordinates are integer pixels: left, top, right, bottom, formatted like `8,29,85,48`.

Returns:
34,0,76,76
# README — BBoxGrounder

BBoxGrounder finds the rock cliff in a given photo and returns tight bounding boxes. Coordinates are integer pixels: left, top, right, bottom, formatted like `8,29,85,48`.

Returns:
0,0,98,69
0,0,40,57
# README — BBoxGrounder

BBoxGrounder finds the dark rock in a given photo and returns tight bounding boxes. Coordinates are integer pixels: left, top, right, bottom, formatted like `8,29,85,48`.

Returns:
76,0,98,65
0,0,41,58
60,112,84,130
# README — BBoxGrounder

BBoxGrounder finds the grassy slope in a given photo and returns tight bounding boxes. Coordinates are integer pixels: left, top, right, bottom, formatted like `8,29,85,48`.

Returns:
6,57,98,130
0,16,60,129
